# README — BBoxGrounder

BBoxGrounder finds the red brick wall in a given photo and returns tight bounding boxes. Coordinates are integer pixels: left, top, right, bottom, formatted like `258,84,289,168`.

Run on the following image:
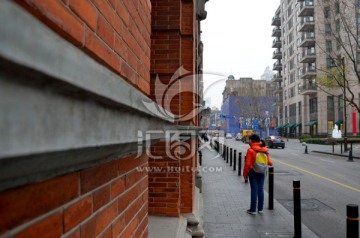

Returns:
0,154,148,237
149,0,198,217
15,0,152,95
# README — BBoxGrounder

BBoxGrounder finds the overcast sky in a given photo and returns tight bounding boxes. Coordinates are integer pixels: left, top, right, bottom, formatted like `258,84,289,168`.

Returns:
201,0,280,109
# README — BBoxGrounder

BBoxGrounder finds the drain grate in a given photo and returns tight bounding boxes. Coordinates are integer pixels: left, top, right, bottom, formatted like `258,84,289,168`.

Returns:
278,198,335,212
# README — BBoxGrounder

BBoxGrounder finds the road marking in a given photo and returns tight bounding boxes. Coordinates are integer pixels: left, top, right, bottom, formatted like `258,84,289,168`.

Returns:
272,159,360,193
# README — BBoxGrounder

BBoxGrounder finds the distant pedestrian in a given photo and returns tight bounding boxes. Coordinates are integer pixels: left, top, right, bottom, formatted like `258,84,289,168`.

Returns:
243,134,272,215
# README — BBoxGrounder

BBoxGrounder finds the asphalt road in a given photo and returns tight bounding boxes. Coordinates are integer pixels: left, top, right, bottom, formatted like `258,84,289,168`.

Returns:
221,137,360,238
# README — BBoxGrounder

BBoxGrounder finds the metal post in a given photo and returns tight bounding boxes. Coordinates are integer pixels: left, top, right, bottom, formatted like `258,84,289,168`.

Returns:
305,145,308,154
199,151,202,166
332,142,334,154
238,152,242,176
223,145,225,159
230,148,232,166
226,147,229,163
348,147,354,162
269,167,274,210
347,204,359,238
341,143,343,154
233,150,236,171
293,180,302,238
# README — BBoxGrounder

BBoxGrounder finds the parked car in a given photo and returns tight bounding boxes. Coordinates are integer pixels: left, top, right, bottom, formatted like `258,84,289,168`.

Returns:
264,135,285,149
225,133,233,139
235,133,242,141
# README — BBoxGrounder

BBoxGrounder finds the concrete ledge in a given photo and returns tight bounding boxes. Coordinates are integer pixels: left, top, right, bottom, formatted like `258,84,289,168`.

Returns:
148,216,191,238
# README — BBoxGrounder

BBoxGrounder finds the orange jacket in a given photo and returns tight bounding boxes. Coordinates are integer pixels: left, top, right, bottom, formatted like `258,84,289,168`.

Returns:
243,142,273,177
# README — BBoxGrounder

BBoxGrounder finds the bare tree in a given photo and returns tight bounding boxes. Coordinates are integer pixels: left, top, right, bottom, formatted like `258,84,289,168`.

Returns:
314,0,360,113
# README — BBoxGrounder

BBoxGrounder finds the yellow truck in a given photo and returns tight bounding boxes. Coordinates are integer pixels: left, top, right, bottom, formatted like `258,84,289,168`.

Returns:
241,130,253,143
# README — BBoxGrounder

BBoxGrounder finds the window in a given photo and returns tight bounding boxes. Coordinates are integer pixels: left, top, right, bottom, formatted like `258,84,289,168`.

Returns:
326,40,332,52
336,19,340,32
309,97,318,114
289,103,296,117
326,58,335,68
337,38,342,50
335,2,340,14
324,7,330,19
327,96,334,110
325,24,331,36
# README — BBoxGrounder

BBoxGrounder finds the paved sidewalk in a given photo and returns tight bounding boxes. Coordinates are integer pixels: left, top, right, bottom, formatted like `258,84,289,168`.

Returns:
201,144,319,238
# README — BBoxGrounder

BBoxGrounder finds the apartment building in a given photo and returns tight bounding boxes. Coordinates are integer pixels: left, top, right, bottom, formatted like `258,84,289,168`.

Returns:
272,0,360,137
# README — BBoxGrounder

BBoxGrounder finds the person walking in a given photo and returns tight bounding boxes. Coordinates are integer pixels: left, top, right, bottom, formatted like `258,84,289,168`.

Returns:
243,134,272,215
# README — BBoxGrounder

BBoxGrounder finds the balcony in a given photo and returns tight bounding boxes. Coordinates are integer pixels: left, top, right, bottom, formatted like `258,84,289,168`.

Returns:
272,27,281,37
271,15,281,26
272,49,282,59
299,0,314,17
273,61,282,71
274,84,283,93
299,32,315,47
300,65,316,79
299,16,315,32
300,48,316,63
272,73,282,82
299,82,317,95
272,38,282,48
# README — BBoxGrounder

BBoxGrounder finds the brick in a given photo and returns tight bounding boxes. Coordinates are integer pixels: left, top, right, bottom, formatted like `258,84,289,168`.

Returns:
0,173,78,233
118,179,147,213
125,168,146,189
80,159,118,194
69,0,97,31
17,0,85,46
93,185,111,211
63,195,92,232
83,28,120,73
134,215,148,238
80,201,117,238
118,214,139,238
14,212,62,238
111,177,125,199
92,0,122,35
112,214,125,237
63,228,80,238
115,2,130,27
96,15,115,48
98,226,112,238
114,34,128,61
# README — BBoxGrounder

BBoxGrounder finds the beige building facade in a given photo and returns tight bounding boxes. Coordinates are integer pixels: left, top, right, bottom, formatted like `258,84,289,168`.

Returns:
272,0,360,137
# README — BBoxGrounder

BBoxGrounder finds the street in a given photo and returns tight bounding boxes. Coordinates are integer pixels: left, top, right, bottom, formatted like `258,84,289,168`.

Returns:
222,137,360,238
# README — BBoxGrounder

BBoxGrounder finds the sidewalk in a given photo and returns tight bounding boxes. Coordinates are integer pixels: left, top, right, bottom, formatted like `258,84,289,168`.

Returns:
285,138,360,159
201,144,319,238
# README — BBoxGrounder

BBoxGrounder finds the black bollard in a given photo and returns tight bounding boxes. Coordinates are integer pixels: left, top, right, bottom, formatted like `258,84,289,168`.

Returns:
233,150,237,171
347,204,359,238
226,148,232,163
305,145,308,154
230,148,233,166
341,143,343,154
348,149,354,162
223,145,225,159
238,152,242,176
293,180,302,238
226,147,229,163
269,167,274,210
199,151,202,166
225,146,228,161
332,142,334,154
